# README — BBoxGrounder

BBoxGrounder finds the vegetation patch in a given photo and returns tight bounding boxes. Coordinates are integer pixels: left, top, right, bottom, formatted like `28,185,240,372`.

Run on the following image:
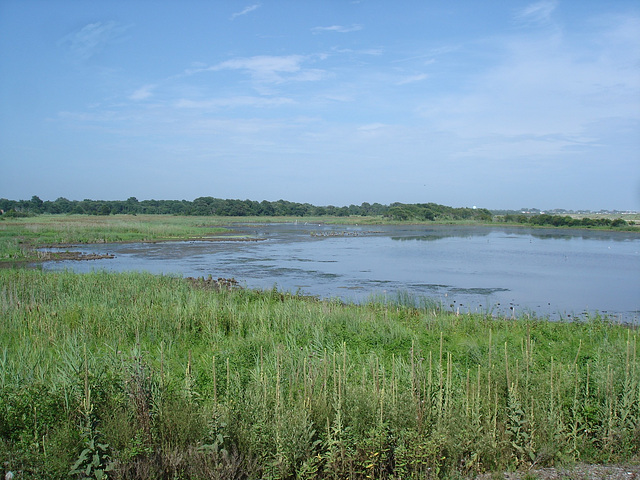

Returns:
0,215,231,263
1,269,638,479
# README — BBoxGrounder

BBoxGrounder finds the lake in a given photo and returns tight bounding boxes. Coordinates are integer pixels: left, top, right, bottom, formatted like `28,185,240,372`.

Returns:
41,223,640,323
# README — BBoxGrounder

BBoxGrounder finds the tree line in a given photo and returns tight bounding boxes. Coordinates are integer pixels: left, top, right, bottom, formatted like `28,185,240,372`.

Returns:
1,196,633,227
500,213,630,228
0,196,494,222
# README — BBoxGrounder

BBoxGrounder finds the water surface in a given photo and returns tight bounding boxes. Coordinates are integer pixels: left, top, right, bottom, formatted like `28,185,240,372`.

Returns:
41,224,640,323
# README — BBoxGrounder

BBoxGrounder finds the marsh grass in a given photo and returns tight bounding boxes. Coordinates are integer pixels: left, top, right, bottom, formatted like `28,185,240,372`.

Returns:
0,215,231,261
0,269,638,479
0,214,399,262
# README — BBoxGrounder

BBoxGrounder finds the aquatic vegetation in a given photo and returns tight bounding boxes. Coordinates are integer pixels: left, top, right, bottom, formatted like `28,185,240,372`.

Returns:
0,269,638,478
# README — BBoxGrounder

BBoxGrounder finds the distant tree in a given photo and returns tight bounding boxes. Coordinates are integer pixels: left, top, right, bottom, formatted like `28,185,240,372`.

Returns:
476,208,493,222
71,204,85,214
370,203,386,215
192,197,216,215
258,200,275,216
313,206,327,216
0,198,17,213
43,200,61,214
53,197,73,214
30,195,44,213
228,201,249,216
125,197,140,214
325,205,337,216
386,206,410,220
422,208,436,221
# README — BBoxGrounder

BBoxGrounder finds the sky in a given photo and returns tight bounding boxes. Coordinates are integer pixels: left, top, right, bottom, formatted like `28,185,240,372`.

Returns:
1,1,639,211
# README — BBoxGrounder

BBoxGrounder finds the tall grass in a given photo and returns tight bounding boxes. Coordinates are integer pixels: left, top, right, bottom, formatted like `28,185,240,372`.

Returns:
0,269,638,479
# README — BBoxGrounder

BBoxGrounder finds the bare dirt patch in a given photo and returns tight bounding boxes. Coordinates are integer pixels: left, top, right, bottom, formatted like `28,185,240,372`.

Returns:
35,251,115,261
185,275,242,291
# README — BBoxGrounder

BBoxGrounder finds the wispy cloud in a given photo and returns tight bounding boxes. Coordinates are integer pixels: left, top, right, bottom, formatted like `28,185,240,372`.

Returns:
175,96,294,109
207,55,326,84
515,1,557,26
231,4,260,19
333,47,383,56
214,55,303,74
357,123,387,131
312,24,363,34
58,21,130,60
396,74,429,85
129,84,156,101
417,13,640,149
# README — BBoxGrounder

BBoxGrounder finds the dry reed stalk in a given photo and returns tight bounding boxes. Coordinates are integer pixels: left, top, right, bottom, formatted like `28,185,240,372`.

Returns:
488,329,493,370
392,353,397,408
212,354,217,403
505,342,510,389
466,368,471,419
226,357,230,401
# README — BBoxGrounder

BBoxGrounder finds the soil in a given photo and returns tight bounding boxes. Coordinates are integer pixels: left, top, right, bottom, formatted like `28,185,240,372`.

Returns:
35,251,115,261
185,275,241,291
0,250,115,268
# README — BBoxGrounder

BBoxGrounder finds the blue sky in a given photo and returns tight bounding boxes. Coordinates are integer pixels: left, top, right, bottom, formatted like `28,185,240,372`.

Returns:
1,0,639,210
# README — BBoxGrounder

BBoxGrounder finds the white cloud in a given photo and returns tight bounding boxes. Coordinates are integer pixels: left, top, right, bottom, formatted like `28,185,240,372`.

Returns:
58,21,130,60
175,96,294,109
214,55,303,74
208,55,327,84
453,135,597,161
333,47,383,56
418,14,640,143
515,1,557,26
129,84,156,101
322,93,354,102
396,74,429,85
358,123,387,131
231,4,260,19
312,24,363,34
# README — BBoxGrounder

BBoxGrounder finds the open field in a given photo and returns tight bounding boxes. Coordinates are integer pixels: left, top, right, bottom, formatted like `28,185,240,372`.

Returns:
1,269,638,479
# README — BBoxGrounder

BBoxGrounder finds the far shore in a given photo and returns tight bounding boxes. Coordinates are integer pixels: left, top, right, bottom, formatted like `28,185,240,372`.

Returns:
1,213,638,265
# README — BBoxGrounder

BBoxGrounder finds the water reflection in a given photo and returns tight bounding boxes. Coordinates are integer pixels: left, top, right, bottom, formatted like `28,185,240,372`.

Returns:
41,224,640,323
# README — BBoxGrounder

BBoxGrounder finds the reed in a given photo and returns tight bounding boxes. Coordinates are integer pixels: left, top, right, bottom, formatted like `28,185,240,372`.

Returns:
0,269,638,479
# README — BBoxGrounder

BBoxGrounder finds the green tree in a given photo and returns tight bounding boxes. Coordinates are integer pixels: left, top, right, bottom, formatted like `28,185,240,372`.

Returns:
30,195,44,213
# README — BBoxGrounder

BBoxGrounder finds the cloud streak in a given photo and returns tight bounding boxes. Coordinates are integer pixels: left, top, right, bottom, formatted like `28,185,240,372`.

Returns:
396,74,429,85
231,4,260,19
175,96,294,109
129,85,156,101
58,21,130,60
312,24,363,34
199,55,327,85
515,1,557,26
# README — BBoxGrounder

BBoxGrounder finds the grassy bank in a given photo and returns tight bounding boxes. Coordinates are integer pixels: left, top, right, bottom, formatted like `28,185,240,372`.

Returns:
1,269,638,479
0,215,233,262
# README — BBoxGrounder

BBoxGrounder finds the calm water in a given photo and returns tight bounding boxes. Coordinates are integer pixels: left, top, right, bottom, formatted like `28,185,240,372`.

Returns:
41,224,640,322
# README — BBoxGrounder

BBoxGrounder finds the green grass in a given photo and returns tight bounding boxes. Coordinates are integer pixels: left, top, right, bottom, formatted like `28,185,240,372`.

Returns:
1,269,638,479
0,215,232,261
